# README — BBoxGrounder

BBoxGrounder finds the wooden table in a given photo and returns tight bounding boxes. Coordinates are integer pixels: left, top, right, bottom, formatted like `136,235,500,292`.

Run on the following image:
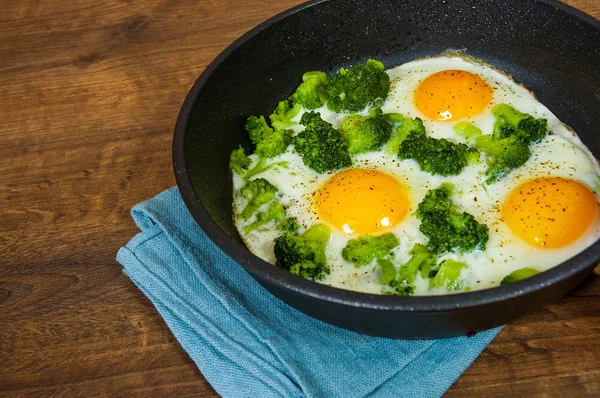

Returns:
1,0,599,396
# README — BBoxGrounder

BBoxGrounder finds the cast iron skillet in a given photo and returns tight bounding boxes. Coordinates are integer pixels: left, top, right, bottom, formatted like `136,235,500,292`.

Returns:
173,0,600,339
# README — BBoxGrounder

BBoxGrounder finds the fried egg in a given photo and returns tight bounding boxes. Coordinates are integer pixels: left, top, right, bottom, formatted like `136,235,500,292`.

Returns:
232,53,600,295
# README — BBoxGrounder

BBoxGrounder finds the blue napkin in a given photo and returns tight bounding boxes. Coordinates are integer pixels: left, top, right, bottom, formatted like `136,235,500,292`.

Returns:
117,187,501,398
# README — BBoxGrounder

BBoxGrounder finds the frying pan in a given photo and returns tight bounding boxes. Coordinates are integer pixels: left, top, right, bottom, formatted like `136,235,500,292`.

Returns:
173,0,600,339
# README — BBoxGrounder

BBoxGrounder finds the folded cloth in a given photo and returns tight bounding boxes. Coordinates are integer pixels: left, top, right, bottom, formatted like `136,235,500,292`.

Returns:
117,187,501,398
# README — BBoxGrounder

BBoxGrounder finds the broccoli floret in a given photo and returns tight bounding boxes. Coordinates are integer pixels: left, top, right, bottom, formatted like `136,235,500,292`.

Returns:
340,108,393,154
270,99,302,130
475,135,531,184
291,71,327,110
274,224,331,280
341,233,400,267
500,267,540,286
491,103,548,145
416,184,489,254
388,243,436,295
243,202,287,234
397,128,472,176
429,259,467,290
245,115,293,158
385,116,425,155
401,243,436,281
255,129,293,158
279,217,301,233
293,111,352,173
454,119,531,183
238,178,278,221
325,59,391,113
229,146,252,175
245,115,273,145
419,253,439,280
453,123,482,164
453,122,482,165
244,158,288,180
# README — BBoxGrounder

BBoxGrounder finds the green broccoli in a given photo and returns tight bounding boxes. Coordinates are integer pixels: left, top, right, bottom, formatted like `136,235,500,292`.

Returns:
243,202,287,234
491,103,548,145
405,243,437,279
475,135,531,184
293,111,352,173
416,184,489,254
255,129,293,158
500,267,540,286
385,113,405,125
388,243,436,295
341,233,400,267
273,224,331,280
270,99,302,130
454,120,531,183
238,178,278,221
340,108,393,154
429,259,467,290
419,253,439,280
452,122,482,165
229,146,252,175
325,59,391,113
465,148,481,165
291,71,327,110
454,121,483,142
279,217,301,233
385,116,425,155
244,158,288,180
245,115,273,145
397,128,473,176
245,115,293,158
377,258,397,285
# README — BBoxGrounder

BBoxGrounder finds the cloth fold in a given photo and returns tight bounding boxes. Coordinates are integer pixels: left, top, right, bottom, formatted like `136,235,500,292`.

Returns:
117,187,501,398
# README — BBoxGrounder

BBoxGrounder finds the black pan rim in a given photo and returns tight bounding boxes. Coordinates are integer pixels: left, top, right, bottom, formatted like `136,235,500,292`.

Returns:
173,0,600,313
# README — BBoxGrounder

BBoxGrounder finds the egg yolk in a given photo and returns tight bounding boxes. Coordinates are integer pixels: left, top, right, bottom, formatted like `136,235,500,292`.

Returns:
414,69,492,121
314,169,409,236
503,177,598,248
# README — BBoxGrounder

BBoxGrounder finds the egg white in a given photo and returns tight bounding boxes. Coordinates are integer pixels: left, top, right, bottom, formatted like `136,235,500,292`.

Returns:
233,54,600,296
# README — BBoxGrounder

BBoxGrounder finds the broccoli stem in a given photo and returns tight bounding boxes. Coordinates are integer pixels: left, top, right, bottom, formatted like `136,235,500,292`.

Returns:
244,158,288,180
500,267,540,285
429,259,467,290
378,258,396,285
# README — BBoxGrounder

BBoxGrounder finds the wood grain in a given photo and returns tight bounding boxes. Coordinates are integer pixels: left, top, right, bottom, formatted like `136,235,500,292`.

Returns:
0,0,599,396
